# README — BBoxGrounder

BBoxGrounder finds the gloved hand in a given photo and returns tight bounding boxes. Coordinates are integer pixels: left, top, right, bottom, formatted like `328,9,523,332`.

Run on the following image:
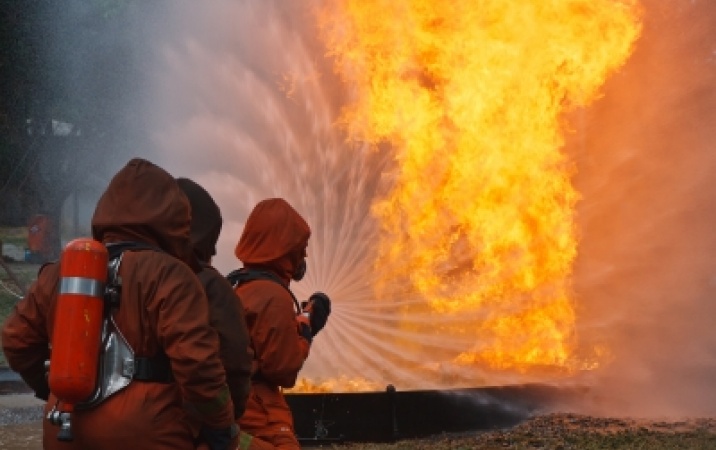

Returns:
199,423,239,450
29,360,50,401
305,292,331,337
296,313,312,344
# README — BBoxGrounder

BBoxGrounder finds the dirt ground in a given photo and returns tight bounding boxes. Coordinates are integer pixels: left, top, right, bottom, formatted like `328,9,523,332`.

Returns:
0,421,42,449
330,414,716,449
2,414,715,450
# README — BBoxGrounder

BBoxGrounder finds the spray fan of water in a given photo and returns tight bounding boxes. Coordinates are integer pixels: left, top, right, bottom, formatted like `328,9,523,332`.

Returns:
124,0,716,417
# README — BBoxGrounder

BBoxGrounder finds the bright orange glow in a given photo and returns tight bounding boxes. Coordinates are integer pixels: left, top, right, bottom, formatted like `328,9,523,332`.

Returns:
289,377,384,393
316,0,642,375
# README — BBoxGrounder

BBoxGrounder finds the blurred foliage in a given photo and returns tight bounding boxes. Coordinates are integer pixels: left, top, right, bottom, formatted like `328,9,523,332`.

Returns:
0,227,28,248
0,227,41,367
0,262,38,367
0,0,147,237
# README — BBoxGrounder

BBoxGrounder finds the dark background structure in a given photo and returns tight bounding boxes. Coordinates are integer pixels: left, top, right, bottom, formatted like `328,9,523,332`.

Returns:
0,0,147,256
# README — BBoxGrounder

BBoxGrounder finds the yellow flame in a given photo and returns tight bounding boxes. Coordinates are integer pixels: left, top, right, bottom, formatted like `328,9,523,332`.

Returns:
287,376,384,394
317,1,642,372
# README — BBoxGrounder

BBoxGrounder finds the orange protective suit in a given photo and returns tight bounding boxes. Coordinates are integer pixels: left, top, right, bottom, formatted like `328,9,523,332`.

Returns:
27,214,57,262
233,198,312,450
176,177,253,421
1,159,236,450
27,214,50,253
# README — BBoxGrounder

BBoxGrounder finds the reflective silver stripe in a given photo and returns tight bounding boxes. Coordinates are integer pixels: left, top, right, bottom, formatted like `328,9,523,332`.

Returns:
59,277,104,297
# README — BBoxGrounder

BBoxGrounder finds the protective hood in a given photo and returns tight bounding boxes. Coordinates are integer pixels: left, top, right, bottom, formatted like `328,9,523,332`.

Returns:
176,177,222,264
235,198,310,281
91,158,197,270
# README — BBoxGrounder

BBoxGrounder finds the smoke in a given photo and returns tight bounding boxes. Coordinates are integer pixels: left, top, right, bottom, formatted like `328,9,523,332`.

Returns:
121,0,716,417
568,0,716,417
141,1,389,300
139,1,406,389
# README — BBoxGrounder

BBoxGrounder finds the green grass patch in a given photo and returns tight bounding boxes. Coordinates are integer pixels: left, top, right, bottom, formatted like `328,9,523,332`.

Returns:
0,262,40,367
0,226,28,249
1,227,41,367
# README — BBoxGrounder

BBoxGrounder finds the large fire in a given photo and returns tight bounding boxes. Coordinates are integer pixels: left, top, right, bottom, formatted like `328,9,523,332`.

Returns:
314,0,643,375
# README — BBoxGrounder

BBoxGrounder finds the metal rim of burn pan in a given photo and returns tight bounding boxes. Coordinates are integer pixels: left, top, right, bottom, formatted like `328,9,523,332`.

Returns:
0,369,578,446
286,383,580,447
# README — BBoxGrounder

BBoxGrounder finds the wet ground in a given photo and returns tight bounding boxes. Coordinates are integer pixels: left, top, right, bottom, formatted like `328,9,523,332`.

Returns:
2,369,715,449
0,421,42,450
0,397,43,450
0,369,43,450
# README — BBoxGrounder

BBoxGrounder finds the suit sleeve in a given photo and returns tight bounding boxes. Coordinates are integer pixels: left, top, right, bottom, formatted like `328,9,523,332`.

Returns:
242,280,310,388
1,263,57,400
199,267,252,419
151,260,235,428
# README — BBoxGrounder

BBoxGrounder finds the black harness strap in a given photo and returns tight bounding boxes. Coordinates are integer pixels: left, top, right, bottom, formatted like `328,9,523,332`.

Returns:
105,241,173,383
227,268,307,382
105,241,162,260
133,356,174,383
226,268,302,316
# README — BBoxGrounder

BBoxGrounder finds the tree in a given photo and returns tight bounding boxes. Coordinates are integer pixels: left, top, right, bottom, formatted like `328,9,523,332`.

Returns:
0,0,145,257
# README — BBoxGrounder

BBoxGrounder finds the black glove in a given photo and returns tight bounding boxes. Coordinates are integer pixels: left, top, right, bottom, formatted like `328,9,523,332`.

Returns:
306,292,331,337
297,319,312,344
199,423,239,450
25,360,50,401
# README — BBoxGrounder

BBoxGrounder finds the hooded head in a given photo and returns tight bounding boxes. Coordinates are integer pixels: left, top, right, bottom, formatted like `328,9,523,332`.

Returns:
91,158,197,269
176,177,222,264
235,198,311,283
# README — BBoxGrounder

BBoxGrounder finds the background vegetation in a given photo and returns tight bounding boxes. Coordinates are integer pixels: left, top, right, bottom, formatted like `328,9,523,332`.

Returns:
0,227,40,366
0,0,145,255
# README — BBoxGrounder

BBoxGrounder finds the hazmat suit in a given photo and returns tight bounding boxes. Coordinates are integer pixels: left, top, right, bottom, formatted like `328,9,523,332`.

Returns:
231,198,330,450
176,177,253,422
1,158,237,450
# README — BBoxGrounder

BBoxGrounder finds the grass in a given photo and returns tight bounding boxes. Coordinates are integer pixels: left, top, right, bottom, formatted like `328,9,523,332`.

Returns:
1,227,42,367
0,226,28,249
0,261,40,366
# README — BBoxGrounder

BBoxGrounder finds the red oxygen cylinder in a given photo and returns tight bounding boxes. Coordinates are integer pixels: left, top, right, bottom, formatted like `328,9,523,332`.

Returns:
48,238,108,405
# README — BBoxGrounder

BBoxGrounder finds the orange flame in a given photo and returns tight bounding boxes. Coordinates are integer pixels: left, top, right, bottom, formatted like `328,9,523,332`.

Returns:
317,1,642,373
290,376,384,394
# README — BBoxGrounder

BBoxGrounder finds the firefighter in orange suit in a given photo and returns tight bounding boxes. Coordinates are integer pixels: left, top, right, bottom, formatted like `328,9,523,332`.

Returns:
1,158,238,450
176,177,253,423
228,198,331,450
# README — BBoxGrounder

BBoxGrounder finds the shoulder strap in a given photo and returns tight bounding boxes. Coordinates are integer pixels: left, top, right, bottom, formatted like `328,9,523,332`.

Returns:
227,268,301,314
103,241,173,383
103,241,163,308
226,268,284,287
105,241,162,261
